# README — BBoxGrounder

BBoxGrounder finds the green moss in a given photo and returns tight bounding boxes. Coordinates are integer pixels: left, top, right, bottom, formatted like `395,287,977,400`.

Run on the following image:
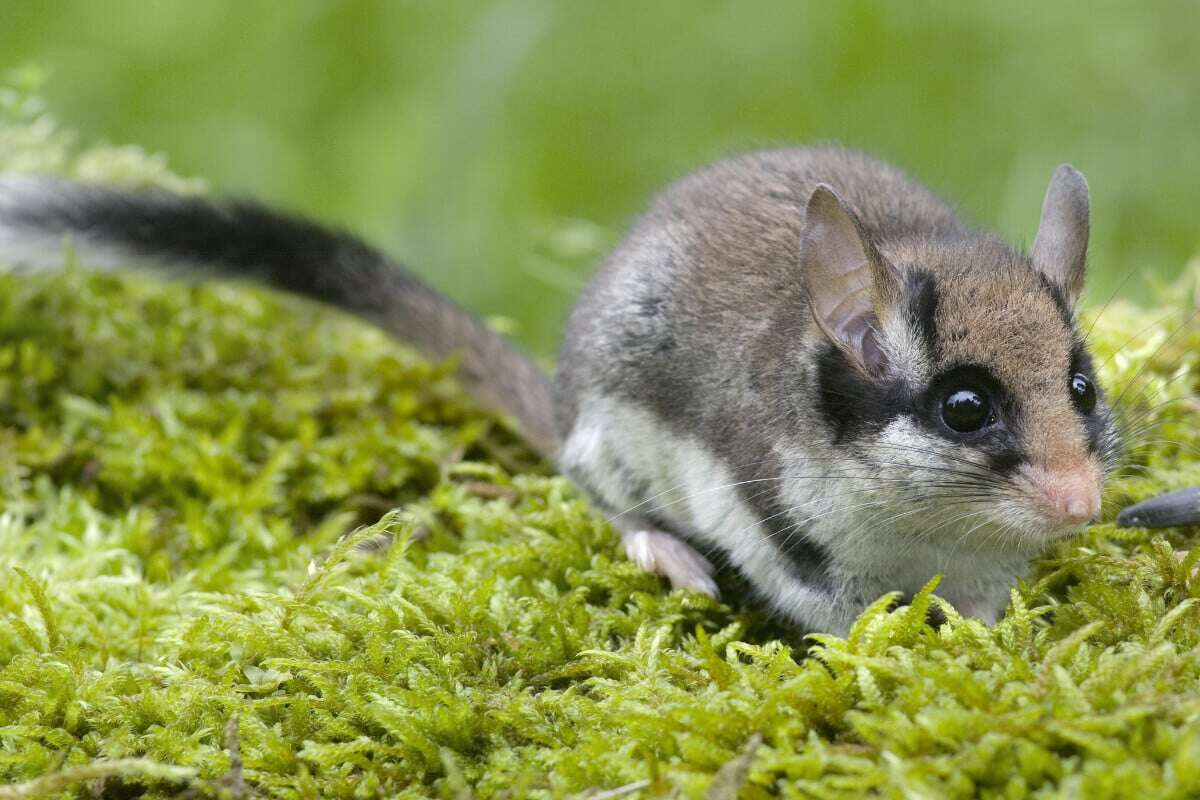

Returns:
3,80,1200,800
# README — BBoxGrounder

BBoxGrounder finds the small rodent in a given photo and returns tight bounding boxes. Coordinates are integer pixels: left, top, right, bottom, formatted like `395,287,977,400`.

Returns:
0,146,1119,634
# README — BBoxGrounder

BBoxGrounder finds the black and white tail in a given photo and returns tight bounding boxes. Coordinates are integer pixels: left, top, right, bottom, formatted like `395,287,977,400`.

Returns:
0,177,560,458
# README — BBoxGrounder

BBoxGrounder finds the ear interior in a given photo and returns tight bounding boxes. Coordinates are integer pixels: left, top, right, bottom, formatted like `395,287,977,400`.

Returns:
801,184,897,375
1032,165,1090,307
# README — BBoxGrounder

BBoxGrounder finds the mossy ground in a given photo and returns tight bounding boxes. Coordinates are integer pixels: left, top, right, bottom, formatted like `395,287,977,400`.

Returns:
3,80,1200,800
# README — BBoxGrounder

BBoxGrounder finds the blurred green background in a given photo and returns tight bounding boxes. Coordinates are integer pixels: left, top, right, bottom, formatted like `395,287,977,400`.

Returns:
3,1,1197,356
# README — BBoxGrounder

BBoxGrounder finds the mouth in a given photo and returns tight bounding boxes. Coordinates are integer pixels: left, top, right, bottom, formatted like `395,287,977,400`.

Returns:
1012,498,1101,545
963,500,1095,554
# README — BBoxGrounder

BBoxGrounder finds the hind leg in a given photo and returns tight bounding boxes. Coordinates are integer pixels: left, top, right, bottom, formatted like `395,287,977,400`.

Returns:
614,517,719,598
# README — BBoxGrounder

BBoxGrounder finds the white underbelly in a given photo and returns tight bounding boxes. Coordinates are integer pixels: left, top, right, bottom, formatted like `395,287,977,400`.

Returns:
559,394,853,631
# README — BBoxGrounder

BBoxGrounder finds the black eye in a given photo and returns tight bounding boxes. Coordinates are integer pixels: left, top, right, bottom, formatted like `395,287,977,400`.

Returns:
941,388,992,433
1071,373,1096,414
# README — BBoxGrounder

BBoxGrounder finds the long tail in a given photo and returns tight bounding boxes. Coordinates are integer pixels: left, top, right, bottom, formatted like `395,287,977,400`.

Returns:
0,177,560,459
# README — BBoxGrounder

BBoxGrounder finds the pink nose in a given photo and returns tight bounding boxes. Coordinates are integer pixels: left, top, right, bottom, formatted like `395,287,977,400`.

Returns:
1022,465,1101,525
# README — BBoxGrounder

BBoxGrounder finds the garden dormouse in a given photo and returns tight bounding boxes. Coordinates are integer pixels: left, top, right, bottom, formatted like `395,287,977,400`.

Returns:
0,147,1119,634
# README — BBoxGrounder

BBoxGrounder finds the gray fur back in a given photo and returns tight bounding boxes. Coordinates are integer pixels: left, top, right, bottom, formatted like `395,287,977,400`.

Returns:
556,147,964,445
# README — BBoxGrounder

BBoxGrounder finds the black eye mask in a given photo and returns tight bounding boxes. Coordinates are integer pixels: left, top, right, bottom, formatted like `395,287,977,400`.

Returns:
917,364,1028,474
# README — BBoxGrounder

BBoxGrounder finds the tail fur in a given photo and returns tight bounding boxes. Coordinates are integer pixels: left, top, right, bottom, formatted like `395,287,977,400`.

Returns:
0,177,560,458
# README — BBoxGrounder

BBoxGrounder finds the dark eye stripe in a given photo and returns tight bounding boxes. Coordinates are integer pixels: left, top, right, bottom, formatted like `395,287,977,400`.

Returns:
1070,341,1095,378
1066,341,1114,456
905,269,940,363
1036,272,1073,326
984,448,1023,476
1071,374,1097,414
815,342,911,442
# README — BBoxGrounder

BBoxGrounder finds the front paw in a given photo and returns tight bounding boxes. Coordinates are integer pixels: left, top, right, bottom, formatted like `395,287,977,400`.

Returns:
622,528,720,599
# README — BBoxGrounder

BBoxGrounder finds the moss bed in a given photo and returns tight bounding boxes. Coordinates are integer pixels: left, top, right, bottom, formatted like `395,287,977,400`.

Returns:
3,81,1200,799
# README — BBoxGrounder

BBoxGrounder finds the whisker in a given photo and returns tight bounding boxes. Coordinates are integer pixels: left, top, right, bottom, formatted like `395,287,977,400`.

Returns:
1109,371,1196,422
1094,305,1196,377
616,449,1018,525
760,487,997,550
1108,307,1200,413
1079,263,1145,345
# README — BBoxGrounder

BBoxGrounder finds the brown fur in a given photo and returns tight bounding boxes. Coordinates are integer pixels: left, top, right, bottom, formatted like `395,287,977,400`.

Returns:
890,238,1090,470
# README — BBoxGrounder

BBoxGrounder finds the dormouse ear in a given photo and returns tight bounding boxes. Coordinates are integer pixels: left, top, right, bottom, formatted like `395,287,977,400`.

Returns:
1032,165,1089,308
800,184,900,375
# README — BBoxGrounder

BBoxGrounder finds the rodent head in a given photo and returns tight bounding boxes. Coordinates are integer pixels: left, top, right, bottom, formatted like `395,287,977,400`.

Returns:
800,167,1118,550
